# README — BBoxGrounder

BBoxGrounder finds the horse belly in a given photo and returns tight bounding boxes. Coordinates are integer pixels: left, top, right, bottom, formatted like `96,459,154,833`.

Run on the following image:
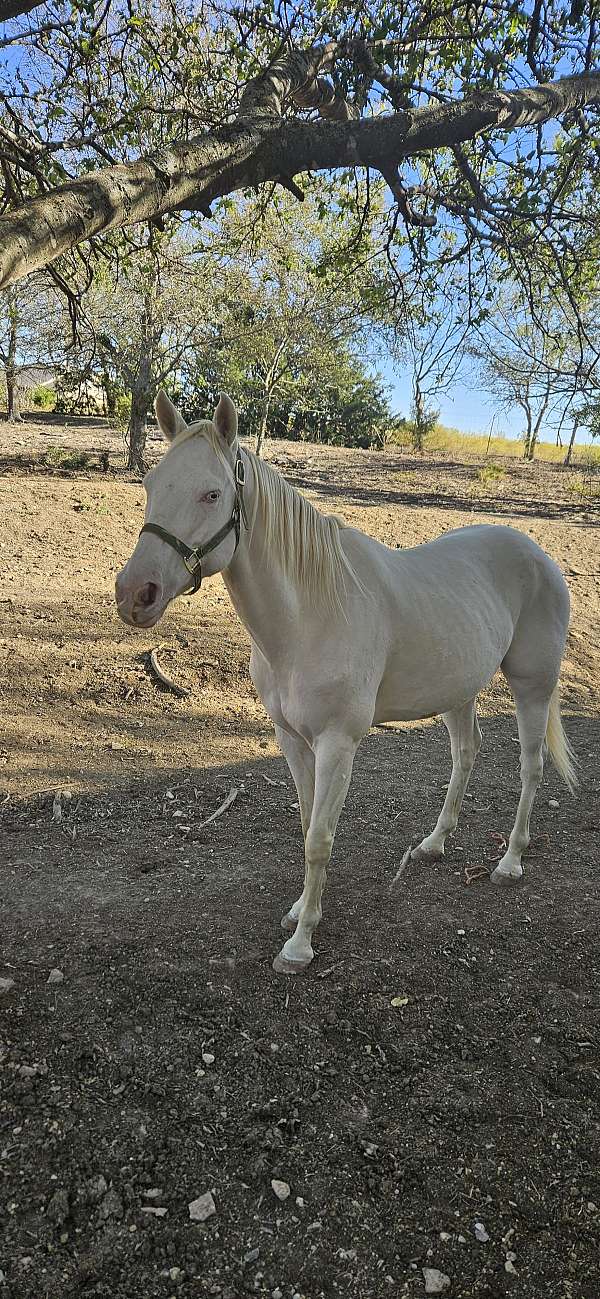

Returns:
373,609,513,723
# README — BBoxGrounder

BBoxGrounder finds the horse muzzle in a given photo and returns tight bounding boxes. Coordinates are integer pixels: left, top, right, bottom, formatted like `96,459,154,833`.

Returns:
115,571,167,628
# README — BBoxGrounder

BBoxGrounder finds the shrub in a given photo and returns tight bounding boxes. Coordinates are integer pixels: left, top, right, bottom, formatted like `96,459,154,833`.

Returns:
45,446,90,471
477,462,506,486
31,385,56,411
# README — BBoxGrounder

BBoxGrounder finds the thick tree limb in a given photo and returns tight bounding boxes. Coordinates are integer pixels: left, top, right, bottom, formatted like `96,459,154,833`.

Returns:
1,70,599,287
0,0,44,18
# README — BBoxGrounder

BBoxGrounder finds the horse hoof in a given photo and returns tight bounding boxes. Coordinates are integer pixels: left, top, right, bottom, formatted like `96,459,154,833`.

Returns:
272,952,311,976
411,845,442,863
491,865,523,886
281,912,298,933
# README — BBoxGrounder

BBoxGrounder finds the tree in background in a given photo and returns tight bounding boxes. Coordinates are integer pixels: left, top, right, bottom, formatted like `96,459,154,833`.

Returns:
0,278,64,419
182,190,393,452
84,230,217,471
471,286,600,460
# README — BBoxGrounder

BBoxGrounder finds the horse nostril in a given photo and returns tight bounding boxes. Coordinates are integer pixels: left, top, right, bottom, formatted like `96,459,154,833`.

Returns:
138,581,158,608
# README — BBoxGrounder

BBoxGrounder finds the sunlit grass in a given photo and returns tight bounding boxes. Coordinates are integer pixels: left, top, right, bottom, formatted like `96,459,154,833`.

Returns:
394,423,600,465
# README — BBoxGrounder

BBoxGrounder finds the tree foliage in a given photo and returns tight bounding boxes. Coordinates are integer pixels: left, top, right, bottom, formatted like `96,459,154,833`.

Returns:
0,0,598,330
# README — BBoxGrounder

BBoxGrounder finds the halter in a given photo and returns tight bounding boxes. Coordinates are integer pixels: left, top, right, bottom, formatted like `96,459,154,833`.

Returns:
139,448,249,595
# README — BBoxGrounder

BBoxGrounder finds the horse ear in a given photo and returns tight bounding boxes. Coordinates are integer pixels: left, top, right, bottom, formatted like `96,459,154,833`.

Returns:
154,389,187,443
213,393,238,446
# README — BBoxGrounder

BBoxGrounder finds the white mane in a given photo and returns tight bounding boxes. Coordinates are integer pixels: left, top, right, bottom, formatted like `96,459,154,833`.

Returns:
171,421,361,614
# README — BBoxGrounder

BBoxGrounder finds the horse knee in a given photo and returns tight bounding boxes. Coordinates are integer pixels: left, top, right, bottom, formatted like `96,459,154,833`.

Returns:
306,828,333,864
457,742,476,774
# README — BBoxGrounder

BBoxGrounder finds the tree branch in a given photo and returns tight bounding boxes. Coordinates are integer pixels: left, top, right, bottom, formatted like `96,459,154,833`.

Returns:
0,0,45,19
1,68,599,287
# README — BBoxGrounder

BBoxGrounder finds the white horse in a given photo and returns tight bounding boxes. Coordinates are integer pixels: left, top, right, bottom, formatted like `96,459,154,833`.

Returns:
115,392,577,975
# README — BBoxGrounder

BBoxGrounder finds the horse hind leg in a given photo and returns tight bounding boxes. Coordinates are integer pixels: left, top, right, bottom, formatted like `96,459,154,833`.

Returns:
398,699,481,874
491,685,550,885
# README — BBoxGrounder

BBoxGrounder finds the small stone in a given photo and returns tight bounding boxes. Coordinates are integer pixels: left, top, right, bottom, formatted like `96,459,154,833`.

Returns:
505,1260,518,1275
0,978,15,994
457,1234,466,1244
243,1248,260,1265
18,1065,37,1078
202,1052,215,1066
47,1188,70,1225
295,1197,305,1208
86,1175,108,1203
271,1179,290,1201
188,1191,216,1222
506,1251,517,1262
439,1231,451,1241
272,1290,283,1299
140,1205,168,1217
548,799,560,808
422,1267,451,1294
142,1187,163,1199
587,1201,597,1211
47,968,64,985
474,1221,489,1242
98,1188,124,1220
168,1268,183,1281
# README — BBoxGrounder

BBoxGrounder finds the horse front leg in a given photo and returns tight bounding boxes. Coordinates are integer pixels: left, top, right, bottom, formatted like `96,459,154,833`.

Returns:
274,724,315,933
273,730,359,976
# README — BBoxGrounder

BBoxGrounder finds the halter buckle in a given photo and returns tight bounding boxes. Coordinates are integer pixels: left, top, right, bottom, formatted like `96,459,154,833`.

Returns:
183,552,202,578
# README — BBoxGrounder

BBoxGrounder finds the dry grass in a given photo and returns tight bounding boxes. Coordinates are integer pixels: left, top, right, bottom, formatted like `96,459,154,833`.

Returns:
425,425,600,464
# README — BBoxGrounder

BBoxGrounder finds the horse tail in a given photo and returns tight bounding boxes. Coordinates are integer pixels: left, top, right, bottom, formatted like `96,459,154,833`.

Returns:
546,685,578,794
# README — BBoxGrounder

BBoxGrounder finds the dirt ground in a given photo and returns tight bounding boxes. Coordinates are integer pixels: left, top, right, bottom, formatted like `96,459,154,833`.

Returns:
1,415,600,1299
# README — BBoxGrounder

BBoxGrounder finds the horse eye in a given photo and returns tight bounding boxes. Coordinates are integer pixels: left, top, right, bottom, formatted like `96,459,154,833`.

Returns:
203,490,220,503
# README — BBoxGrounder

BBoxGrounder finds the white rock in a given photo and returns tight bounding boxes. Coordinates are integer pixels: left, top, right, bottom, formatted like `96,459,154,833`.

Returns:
271,1179,290,1201
188,1191,216,1221
474,1221,490,1242
505,1260,518,1275
0,978,15,994
439,1231,451,1241
202,1052,215,1066
141,1205,168,1217
422,1267,451,1294
47,968,64,985
548,799,560,808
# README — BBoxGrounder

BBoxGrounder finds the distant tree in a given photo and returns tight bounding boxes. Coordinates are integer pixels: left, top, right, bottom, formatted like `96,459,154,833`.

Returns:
86,231,214,472
185,191,389,453
0,279,62,420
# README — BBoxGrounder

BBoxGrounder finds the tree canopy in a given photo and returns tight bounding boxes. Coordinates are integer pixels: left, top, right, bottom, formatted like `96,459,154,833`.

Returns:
0,0,598,315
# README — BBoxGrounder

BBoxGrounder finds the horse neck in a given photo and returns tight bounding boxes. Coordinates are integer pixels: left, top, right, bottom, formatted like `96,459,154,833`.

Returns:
222,453,301,662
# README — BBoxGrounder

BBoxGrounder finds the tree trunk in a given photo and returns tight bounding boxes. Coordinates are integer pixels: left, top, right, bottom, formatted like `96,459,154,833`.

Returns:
527,384,550,460
126,289,159,474
5,291,20,422
1,71,600,288
412,384,425,452
564,419,580,466
255,395,271,457
127,376,152,473
522,411,533,458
